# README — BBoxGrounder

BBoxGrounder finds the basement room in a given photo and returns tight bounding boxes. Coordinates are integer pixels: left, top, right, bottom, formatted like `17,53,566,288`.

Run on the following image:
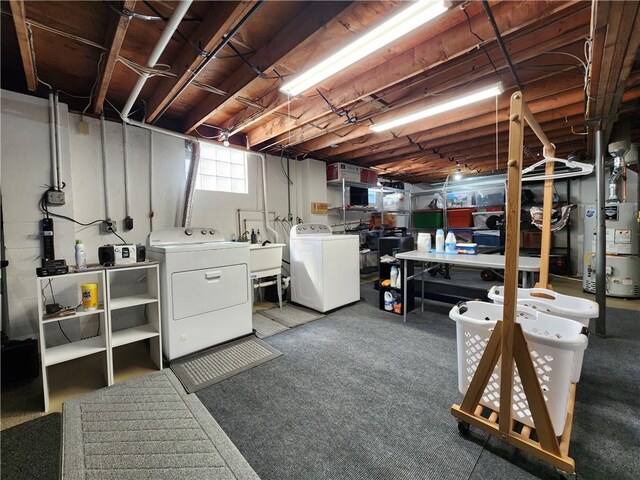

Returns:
1,1,639,479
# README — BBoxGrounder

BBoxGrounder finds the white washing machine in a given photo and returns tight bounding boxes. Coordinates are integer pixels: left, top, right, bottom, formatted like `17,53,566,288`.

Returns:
146,227,251,361
290,224,360,312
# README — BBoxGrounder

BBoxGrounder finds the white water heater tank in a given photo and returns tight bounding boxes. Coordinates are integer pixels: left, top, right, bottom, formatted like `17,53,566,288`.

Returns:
583,202,640,298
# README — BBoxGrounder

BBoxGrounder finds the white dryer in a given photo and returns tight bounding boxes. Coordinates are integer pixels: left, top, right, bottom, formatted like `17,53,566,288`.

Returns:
289,224,359,313
146,228,251,361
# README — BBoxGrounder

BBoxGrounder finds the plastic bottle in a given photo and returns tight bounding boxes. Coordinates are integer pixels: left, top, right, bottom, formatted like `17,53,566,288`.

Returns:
390,266,399,288
75,240,86,269
424,232,432,252
435,229,445,252
394,267,402,288
256,229,262,244
384,291,394,311
445,231,457,253
250,229,257,244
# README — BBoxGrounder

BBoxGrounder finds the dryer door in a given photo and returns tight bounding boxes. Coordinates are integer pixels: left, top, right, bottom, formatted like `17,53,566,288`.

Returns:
171,264,248,320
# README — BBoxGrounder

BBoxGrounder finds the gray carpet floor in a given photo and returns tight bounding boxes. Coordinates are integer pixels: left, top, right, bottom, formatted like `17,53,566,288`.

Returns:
196,284,640,480
252,312,290,339
62,369,259,480
1,413,61,480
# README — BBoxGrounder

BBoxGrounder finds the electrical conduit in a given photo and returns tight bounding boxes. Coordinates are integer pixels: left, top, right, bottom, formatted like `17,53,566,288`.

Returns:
122,122,131,219
149,131,154,231
122,118,278,241
121,0,193,118
100,115,111,221
48,93,59,189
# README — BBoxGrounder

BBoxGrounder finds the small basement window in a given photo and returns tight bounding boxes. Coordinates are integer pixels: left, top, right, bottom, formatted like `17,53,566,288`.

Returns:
185,143,248,194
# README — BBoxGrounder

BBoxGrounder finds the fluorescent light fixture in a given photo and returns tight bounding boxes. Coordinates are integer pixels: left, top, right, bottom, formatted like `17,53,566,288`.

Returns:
370,82,504,133
280,0,447,96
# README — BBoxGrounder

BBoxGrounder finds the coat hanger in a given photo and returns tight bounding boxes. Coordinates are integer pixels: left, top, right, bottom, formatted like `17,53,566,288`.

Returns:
521,155,594,182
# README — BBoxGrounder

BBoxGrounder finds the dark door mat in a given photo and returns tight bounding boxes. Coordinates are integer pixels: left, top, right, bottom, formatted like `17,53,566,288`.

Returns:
1,413,61,480
171,336,283,393
62,370,259,480
253,312,290,339
260,304,325,328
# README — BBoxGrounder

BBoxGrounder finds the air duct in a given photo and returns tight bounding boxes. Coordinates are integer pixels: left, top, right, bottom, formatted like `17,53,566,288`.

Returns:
181,141,200,227
606,140,629,203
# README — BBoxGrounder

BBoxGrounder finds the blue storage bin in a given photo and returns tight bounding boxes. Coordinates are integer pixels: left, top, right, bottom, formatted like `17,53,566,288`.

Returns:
473,232,502,246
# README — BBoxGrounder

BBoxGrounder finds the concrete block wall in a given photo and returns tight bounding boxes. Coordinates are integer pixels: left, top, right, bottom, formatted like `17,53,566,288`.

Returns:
1,89,328,339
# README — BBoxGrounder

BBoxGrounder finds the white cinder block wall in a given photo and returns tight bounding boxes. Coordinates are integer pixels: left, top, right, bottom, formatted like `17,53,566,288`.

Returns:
1,89,327,340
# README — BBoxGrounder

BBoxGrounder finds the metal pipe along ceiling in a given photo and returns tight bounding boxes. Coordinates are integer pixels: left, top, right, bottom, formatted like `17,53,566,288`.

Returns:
121,0,194,118
150,0,264,124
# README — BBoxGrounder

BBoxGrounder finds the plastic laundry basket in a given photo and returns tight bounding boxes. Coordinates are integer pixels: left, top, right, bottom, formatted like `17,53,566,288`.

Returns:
488,286,598,327
449,301,589,436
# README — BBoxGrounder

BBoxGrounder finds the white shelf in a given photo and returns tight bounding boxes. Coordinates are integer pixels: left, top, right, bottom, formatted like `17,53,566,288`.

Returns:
44,336,106,366
42,308,105,324
111,324,159,348
109,294,158,310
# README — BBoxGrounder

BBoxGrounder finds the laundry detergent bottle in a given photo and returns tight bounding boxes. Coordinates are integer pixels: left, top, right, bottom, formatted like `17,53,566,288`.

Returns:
445,231,457,253
435,229,445,252
384,291,394,311
390,266,399,288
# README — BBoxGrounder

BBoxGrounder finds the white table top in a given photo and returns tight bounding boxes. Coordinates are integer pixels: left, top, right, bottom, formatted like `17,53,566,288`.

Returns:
395,251,541,272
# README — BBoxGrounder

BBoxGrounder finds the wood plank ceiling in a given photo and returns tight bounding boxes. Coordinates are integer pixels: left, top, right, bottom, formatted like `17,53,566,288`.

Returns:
2,0,639,183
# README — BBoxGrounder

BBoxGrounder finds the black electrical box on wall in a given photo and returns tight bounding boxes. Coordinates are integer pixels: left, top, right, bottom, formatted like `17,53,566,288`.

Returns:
1,336,39,385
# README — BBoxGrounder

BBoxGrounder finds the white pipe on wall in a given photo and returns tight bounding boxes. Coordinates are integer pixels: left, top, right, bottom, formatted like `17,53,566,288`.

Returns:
48,93,58,189
122,122,131,216
53,92,63,189
121,0,193,118
262,155,279,242
123,118,279,241
100,115,111,220
149,131,154,231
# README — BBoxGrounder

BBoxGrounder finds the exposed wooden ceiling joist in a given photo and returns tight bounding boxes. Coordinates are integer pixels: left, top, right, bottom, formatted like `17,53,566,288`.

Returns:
245,0,584,148
94,0,137,114
8,0,36,91
183,0,353,134
145,1,259,122
586,0,640,143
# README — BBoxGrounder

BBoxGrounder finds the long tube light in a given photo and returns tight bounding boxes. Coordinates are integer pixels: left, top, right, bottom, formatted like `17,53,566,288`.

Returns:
280,0,448,96
370,82,504,132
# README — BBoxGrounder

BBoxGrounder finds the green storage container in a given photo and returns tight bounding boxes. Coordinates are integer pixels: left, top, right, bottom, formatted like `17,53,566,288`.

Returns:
413,210,443,228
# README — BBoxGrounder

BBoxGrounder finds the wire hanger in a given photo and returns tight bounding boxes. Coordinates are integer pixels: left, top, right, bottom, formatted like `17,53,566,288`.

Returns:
521,154,594,182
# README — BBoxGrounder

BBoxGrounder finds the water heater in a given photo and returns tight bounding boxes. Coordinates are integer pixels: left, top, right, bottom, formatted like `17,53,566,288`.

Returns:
583,202,640,297
583,141,640,298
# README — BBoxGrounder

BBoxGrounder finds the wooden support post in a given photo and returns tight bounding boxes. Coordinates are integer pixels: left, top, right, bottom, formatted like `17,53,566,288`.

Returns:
535,144,556,289
499,91,525,434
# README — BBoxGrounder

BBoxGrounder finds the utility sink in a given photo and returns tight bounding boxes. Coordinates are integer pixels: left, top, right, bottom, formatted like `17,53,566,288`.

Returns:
249,243,285,277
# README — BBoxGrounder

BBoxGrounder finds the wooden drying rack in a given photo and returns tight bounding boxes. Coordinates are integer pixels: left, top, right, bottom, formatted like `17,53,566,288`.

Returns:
450,91,577,475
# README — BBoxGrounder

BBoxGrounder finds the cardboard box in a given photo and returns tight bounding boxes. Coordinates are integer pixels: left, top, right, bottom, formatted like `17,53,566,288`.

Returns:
327,163,378,185
521,231,551,249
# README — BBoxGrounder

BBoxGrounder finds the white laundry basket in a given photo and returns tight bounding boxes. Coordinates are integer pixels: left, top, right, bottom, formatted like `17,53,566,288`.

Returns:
449,301,589,436
488,286,598,327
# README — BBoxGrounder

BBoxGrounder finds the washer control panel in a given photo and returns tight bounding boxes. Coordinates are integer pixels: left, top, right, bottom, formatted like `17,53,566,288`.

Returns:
290,223,332,236
147,227,226,245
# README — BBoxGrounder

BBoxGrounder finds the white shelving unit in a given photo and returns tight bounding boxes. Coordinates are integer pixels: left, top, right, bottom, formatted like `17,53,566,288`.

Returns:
36,263,162,412
106,263,162,380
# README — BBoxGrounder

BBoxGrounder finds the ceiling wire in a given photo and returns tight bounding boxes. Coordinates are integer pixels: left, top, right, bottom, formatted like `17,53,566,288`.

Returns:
461,5,500,77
